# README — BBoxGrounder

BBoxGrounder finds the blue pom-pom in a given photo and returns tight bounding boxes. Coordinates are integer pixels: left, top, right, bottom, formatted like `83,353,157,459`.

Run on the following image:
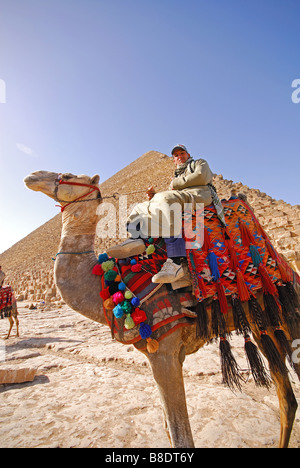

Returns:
98,253,109,264
130,259,137,265
139,322,152,339
118,282,126,291
113,304,124,319
131,297,140,307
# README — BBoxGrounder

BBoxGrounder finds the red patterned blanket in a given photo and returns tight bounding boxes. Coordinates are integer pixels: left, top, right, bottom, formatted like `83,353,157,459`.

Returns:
0,286,13,319
185,198,298,309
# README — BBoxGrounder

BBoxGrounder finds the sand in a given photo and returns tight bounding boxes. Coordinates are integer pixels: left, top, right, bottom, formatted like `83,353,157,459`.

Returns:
0,301,299,448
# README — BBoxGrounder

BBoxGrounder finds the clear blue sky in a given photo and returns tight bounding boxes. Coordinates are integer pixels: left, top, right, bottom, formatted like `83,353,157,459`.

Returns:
0,0,299,253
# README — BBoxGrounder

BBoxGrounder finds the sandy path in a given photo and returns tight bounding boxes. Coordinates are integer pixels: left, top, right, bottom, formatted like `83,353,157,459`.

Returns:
0,302,299,448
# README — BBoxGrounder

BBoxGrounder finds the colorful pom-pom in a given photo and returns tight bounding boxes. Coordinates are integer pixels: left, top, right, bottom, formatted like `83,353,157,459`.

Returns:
112,291,124,304
103,298,115,310
148,237,154,244
131,297,140,307
113,304,124,319
146,338,159,353
104,269,117,281
92,264,103,275
131,263,142,272
101,260,115,272
98,253,109,263
100,287,111,300
131,309,147,325
118,282,126,291
130,259,137,265
139,322,152,339
124,290,133,300
121,300,132,314
125,314,135,330
114,275,121,282
146,244,155,255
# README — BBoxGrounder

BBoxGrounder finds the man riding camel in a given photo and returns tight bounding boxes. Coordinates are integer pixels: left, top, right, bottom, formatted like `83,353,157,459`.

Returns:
107,144,225,284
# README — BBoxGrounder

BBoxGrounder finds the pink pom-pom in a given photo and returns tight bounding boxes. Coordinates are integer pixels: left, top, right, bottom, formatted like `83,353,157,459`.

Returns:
131,263,142,272
112,291,124,305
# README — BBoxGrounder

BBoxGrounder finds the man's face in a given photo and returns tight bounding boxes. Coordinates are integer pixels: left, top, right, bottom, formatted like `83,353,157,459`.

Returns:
172,149,190,167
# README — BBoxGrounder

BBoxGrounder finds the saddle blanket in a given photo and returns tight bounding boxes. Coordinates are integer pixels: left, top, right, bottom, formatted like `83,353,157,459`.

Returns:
0,286,13,318
184,198,297,301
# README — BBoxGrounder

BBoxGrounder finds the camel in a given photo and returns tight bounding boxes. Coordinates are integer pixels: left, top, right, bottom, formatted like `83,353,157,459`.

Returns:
0,269,19,339
24,170,300,448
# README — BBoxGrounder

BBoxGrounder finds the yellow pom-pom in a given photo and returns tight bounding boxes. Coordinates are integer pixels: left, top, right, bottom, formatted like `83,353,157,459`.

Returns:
146,244,155,255
101,260,115,272
146,337,159,353
124,290,133,300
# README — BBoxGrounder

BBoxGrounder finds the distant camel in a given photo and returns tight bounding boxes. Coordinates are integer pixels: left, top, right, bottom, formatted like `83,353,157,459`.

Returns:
24,170,300,448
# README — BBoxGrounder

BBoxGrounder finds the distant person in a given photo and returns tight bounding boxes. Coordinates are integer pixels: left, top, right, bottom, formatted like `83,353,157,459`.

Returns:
107,145,225,284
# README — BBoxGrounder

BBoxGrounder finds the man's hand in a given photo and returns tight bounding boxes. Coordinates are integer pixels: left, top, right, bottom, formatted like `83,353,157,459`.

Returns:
146,185,156,200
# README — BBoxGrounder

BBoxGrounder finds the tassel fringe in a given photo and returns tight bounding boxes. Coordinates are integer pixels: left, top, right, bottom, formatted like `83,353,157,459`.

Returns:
260,331,288,376
244,336,271,388
219,337,244,391
248,295,268,331
274,328,297,373
196,300,209,340
263,293,282,328
231,296,251,335
211,300,228,338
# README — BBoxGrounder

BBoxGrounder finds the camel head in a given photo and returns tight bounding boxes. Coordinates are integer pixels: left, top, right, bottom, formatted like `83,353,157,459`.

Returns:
24,171,101,207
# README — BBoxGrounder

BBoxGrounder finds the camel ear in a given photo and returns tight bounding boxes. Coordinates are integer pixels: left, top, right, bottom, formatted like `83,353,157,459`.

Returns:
91,174,100,185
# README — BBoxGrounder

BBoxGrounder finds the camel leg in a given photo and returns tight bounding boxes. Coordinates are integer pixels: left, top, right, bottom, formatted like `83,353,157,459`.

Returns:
145,332,194,448
6,316,14,340
14,313,20,337
252,329,298,448
271,369,298,448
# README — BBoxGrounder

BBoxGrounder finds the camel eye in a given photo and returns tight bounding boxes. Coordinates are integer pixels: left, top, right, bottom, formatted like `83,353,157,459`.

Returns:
61,173,74,181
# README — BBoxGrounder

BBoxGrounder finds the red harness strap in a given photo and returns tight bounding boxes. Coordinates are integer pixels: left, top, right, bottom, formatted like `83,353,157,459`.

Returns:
56,179,101,212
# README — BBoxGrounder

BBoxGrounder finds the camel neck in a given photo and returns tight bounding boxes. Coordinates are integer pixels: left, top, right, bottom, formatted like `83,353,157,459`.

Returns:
61,198,100,237
55,224,106,326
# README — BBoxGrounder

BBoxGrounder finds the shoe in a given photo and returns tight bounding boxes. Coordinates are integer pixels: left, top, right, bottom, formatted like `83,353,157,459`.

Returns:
106,239,145,259
152,259,185,284
171,259,192,290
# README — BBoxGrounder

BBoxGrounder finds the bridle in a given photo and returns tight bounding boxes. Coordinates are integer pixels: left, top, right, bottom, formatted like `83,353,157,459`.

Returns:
54,174,102,212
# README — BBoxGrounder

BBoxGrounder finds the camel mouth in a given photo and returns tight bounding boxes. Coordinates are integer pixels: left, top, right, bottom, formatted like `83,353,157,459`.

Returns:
24,174,42,191
24,174,37,188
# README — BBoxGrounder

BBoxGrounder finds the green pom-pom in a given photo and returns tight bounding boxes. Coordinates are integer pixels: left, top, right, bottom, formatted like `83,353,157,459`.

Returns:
101,260,115,272
148,237,154,244
124,290,133,300
146,244,155,255
121,300,132,314
125,314,135,330
104,269,117,281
